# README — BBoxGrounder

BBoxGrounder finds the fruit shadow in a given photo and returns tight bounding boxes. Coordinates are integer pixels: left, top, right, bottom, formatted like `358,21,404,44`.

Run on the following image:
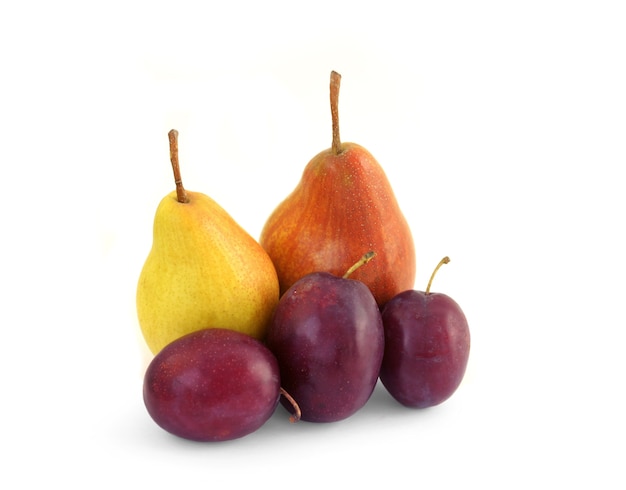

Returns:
259,380,422,439
131,382,428,451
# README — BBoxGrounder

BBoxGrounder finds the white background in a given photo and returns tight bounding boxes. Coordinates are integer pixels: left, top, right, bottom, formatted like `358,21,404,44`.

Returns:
2,1,625,488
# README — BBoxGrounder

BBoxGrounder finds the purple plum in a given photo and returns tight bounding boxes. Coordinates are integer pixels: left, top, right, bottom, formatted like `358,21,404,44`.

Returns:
379,257,470,408
143,328,281,442
266,256,384,423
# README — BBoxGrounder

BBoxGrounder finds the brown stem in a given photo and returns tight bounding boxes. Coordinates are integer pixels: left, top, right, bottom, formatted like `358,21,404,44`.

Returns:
343,251,376,279
280,387,301,423
168,129,189,203
426,256,450,294
330,70,342,155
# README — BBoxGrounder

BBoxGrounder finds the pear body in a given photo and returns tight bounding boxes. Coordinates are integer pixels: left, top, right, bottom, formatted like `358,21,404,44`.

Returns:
137,190,280,354
260,142,415,307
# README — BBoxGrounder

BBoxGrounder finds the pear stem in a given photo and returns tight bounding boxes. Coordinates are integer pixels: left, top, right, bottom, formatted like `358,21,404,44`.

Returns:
330,70,342,155
426,256,450,294
280,387,302,423
343,251,376,279
168,129,189,203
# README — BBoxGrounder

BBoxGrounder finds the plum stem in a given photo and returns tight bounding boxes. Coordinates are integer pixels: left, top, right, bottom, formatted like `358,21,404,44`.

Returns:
280,387,302,423
168,129,189,203
330,70,342,155
343,251,376,279
426,256,450,294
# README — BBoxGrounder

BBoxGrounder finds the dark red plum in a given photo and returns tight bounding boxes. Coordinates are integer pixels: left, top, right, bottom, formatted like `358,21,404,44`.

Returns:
143,328,281,442
379,257,470,408
266,263,384,423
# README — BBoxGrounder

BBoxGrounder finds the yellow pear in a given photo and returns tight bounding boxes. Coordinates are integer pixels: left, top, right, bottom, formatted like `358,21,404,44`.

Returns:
137,130,280,354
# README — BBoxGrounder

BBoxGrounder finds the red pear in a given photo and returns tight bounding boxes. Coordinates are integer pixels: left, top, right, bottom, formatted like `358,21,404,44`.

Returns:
260,71,416,306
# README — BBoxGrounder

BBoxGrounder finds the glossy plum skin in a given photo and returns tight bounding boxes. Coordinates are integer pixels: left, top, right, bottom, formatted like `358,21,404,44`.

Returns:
143,328,281,442
379,290,470,408
266,272,384,423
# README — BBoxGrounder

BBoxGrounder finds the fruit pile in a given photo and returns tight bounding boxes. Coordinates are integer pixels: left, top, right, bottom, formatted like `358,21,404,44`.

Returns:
137,71,470,442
